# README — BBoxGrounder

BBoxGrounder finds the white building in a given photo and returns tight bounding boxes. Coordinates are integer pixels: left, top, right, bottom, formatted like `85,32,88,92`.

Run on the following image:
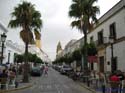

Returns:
28,45,51,64
0,21,51,64
5,40,23,64
0,22,23,64
63,39,77,55
61,38,84,56
87,0,125,72
58,0,125,73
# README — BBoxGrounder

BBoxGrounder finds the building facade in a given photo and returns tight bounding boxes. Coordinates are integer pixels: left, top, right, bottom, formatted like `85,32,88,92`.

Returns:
28,45,51,64
57,0,125,73
87,0,125,72
5,40,23,64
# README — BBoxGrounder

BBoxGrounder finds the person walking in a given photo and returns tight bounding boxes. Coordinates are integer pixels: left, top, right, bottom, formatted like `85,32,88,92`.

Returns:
44,66,48,76
116,70,125,93
0,69,8,89
109,73,120,93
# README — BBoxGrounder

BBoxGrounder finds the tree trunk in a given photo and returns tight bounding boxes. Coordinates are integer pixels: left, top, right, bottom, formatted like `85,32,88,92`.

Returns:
83,29,88,70
23,42,30,83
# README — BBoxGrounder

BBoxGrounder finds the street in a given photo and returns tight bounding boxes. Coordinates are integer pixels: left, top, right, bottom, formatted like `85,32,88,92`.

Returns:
13,67,92,93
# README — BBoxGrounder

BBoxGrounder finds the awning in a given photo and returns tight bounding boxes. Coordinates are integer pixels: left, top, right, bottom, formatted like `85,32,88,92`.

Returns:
88,56,98,63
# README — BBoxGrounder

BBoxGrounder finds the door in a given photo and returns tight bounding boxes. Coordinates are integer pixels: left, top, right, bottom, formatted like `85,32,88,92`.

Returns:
99,56,104,72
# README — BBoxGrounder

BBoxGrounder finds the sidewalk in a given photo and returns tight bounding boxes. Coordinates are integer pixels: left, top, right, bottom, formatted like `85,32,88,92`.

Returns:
78,81,112,93
78,80,124,93
0,75,33,93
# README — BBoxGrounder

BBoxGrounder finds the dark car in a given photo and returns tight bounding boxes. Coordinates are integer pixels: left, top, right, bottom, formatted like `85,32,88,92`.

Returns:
30,67,42,76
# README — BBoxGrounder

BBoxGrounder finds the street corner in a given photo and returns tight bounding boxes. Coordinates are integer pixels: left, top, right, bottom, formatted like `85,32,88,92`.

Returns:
0,83,33,93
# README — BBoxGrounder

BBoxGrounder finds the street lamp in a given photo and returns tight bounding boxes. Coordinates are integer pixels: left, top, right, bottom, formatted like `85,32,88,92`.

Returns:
7,50,11,64
109,36,114,73
0,33,7,64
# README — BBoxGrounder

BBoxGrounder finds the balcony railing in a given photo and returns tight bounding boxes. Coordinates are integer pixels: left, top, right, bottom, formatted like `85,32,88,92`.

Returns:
95,37,108,47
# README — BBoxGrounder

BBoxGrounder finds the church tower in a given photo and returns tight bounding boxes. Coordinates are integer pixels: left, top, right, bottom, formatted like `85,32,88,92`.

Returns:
56,41,62,58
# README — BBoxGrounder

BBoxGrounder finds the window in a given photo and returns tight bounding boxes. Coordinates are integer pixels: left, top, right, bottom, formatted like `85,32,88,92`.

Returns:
111,57,117,71
109,22,116,40
98,30,103,45
90,63,94,70
90,36,93,42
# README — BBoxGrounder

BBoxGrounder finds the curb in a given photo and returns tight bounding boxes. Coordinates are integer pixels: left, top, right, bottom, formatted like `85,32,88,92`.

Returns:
0,83,33,93
77,82,96,93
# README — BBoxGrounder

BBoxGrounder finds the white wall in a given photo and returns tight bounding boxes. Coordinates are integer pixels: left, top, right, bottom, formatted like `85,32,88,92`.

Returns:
2,40,23,64
106,41,125,71
87,4,125,72
88,9,125,43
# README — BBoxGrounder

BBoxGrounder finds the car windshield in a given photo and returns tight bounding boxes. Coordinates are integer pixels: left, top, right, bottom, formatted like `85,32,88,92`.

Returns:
32,67,40,70
63,65,70,68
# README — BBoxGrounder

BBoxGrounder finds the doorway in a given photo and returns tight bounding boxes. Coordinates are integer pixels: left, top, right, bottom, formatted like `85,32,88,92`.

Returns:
99,56,104,72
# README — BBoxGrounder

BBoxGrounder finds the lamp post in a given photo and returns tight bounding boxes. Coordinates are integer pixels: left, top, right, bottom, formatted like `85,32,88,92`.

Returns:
7,50,11,64
109,36,114,73
0,33,7,64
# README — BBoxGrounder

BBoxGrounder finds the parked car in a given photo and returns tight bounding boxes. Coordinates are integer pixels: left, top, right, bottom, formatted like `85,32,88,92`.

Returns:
53,65,62,72
30,67,42,76
60,65,73,75
56,65,62,72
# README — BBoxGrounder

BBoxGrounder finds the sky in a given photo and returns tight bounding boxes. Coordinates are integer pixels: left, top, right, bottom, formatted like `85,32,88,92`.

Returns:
0,0,120,61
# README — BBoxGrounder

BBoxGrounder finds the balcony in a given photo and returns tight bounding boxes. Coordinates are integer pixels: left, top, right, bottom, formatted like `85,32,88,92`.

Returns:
95,37,108,49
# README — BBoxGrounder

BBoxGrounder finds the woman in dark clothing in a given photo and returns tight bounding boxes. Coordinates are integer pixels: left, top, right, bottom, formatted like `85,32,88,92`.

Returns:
0,69,8,89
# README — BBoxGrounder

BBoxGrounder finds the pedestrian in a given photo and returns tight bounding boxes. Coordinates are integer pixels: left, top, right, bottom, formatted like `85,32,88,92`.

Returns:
116,70,125,93
109,73,120,93
0,69,8,89
44,66,48,76
40,65,44,75
8,69,16,85
98,72,106,93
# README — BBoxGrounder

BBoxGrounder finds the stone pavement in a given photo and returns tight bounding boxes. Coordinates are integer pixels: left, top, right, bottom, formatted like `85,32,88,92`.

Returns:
0,75,34,93
0,68,111,93
11,67,93,93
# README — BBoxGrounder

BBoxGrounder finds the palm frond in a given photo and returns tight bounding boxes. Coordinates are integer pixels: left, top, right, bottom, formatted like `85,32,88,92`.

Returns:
8,1,42,44
69,0,100,32
8,19,21,28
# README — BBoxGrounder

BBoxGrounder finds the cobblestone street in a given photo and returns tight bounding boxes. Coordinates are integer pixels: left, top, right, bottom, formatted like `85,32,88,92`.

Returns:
12,67,92,93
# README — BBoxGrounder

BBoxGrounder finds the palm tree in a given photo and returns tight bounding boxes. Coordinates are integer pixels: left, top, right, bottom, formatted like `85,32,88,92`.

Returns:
69,0,99,70
8,1,42,82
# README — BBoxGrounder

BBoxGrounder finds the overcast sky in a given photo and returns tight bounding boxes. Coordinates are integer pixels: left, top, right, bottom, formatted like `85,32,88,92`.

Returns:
0,0,120,60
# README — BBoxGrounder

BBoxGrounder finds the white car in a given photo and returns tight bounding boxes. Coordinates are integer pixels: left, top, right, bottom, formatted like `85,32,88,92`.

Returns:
60,65,73,74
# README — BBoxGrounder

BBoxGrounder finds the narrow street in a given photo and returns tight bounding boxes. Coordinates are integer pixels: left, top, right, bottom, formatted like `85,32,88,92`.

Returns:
13,67,92,93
